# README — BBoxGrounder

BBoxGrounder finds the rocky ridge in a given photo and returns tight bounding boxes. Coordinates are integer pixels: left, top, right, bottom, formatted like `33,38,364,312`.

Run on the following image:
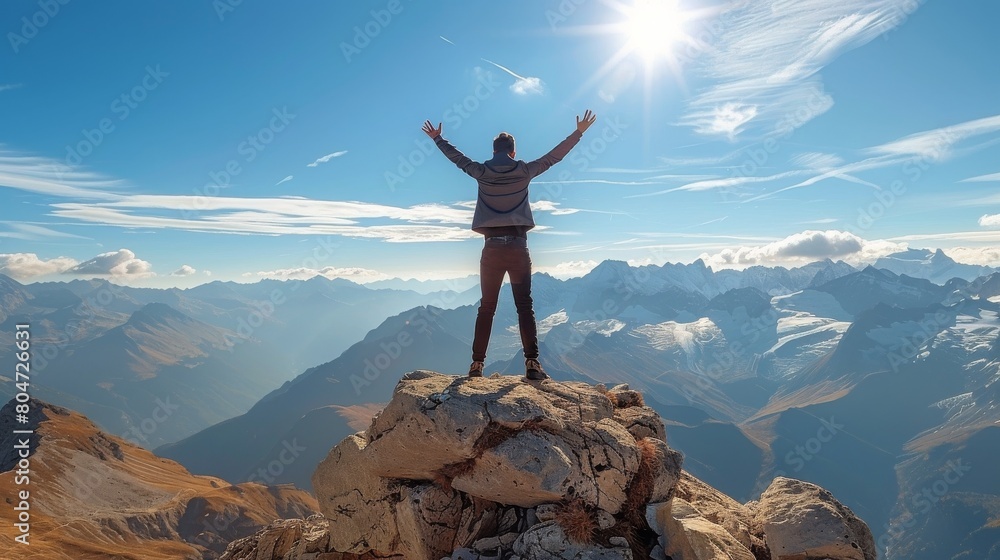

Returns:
222,370,875,560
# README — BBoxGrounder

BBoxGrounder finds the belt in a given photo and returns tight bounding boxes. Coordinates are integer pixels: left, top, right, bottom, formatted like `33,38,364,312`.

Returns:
485,235,525,242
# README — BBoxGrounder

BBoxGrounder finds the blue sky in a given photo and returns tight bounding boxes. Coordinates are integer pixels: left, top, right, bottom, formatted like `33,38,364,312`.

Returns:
2,0,1000,287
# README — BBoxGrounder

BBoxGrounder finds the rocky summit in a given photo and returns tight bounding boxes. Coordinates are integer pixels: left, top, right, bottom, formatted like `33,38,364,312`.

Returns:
222,370,875,560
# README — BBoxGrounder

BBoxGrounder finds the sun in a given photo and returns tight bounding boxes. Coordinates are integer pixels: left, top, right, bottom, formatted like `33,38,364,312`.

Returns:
622,0,692,64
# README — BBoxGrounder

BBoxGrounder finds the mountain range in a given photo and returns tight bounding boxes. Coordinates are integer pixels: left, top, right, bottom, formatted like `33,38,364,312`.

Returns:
4,247,999,558
0,274,477,446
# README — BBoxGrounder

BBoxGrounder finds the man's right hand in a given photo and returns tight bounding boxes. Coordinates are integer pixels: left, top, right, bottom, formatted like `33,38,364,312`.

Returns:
422,120,442,139
576,110,596,134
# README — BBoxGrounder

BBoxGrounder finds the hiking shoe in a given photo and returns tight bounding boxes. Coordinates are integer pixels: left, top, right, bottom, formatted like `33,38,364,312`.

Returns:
468,361,484,378
525,358,548,380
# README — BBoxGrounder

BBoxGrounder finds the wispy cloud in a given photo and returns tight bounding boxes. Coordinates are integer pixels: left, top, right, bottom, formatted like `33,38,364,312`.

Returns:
534,178,695,187
627,170,809,198
244,266,389,283
0,147,125,199
306,151,348,167
791,152,845,169
0,222,88,240
693,217,728,228
0,84,23,92
275,175,294,186
689,102,759,139
887,230,1000,245
868,114,1000,160
657,151,744,168
744,113,1000,202
741,154,896,203
50,195,478,242
439,36,455,45
49,195,593,242
681,1,917,138
961,172,1000,183
586,167,672,174
481,58,544,95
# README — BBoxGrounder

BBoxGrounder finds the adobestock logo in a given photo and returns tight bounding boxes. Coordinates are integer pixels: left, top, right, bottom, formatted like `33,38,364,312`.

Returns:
7,0,71,54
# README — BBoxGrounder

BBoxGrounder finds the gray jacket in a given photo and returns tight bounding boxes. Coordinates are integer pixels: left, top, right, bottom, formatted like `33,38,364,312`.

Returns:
434,130,583,234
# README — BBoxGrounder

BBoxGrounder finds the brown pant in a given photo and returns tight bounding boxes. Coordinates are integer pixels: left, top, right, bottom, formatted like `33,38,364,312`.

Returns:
472,235,538,362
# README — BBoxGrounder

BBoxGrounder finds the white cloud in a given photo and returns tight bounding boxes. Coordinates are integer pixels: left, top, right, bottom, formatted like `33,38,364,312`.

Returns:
171,265,197,276
530,200,579,215
942,247,1000,267
750,113,1000,202
50,195,481,242
691,102,759,139
0,253,78,280
64,248,154,278
481,59,545,95
0,84,22,92
791,152,845,169
630,170,808,198
535,260,599,279
510,76,544,96
868,114,1000,160
979,214,1000,228
700,230,905,268
245,266,389,283
742,154,898,203
869,115,1000,161
682,1,914,138
306,151,348,167
275,175,293,186
961,172,1000,183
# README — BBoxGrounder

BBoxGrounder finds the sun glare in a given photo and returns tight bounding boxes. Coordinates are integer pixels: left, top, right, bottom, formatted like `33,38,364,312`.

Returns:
623,0,690,63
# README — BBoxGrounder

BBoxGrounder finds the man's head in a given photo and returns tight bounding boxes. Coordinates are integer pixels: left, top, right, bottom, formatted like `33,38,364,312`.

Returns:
493,132,515,157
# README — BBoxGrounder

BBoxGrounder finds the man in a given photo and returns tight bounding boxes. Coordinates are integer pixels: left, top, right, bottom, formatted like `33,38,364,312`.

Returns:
422,109,597,380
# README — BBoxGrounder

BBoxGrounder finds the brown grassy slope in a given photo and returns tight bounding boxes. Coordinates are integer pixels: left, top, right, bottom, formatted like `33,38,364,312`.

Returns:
0,400,318,559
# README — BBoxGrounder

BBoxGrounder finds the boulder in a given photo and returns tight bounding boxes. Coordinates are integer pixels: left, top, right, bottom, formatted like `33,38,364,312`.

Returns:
647,499,755,560
675,471,759,550
363,372,614,481
352,372,643,514
312,433,494,559
749,477,876,560
612,405,667,441
452,418,639,513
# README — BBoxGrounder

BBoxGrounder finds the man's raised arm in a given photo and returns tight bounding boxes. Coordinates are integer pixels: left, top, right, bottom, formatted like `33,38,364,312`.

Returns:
526,110,597,178
423,120,485,179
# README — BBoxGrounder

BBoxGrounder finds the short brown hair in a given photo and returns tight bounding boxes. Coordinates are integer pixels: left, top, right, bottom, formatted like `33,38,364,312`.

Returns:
493,132,515,154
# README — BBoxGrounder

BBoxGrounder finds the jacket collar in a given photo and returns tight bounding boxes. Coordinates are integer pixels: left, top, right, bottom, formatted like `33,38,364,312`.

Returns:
487,153,516,165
